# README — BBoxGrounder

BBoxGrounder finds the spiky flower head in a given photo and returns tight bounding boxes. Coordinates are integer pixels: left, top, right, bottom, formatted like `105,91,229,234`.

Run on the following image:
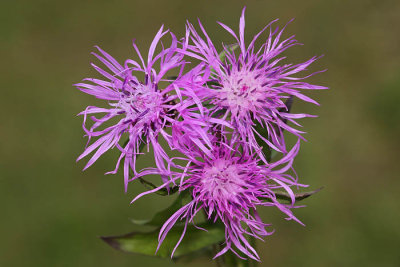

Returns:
182,7,327,158
131,137,305,260
76,26,191,191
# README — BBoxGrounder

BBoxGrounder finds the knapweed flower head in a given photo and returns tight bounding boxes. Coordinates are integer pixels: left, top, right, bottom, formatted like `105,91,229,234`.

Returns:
182,7,327,158
131,136,305,260
76,26,192,191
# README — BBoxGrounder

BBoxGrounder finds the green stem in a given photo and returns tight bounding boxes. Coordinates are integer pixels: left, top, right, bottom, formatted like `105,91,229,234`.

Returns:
213,244,224,267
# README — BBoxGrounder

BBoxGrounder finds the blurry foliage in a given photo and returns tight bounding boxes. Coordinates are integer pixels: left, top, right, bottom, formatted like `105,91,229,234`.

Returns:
368,76,400,136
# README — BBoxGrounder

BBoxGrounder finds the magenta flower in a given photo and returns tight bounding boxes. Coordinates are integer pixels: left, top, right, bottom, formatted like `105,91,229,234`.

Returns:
76,26,189,191
75,7,326,264
182,8,327,158
131,138,305,260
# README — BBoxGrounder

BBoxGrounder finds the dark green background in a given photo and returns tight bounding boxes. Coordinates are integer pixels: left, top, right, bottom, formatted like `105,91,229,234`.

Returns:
1,0,399,266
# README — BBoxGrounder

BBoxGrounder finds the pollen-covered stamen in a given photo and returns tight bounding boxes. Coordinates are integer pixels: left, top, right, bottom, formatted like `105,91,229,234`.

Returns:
111,81,165,128
216,69,268,114
240,84,249,93
200,158,249,204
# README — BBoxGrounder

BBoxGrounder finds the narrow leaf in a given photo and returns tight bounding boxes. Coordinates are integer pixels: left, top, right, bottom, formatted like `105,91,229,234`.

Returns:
274,187,324,202
219,44,239,62
253,124,272,162
138,178,179,196
131,191,191,226
126,141,178,196
278,96,294,125
254,96,295,161
101,222,225,258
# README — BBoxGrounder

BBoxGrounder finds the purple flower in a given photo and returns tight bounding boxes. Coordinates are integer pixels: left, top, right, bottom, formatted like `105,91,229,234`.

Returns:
76,26,189,191
131,137,305,260
182,7,327,158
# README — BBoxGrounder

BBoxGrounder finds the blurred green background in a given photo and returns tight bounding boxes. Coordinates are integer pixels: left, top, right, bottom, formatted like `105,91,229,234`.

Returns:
1,0,400,266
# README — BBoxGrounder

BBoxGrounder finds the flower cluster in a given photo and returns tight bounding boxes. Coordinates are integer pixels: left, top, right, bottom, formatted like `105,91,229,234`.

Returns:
76,7,326,261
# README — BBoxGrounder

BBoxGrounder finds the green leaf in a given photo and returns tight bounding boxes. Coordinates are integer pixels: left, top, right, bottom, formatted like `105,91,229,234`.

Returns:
122,139,146,159
219,44,239,62
125,141,179,196
206,44,239,93
130,141,178,197
273,187,324,202
220,249,259,267
253,123,272,162
223,250,244,267
137,178,179,196
131,191,191,226
101,222,225,258
137,141,146,154
254,96,295,162
278,96,294,125
166,75,178,80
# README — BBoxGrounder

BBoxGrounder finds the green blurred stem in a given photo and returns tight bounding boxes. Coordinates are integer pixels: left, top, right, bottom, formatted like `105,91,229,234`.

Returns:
213,244,224,267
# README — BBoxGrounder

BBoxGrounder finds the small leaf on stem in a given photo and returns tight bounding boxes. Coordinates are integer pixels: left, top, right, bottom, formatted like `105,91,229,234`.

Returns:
275,187,324,202
138,177,179,196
